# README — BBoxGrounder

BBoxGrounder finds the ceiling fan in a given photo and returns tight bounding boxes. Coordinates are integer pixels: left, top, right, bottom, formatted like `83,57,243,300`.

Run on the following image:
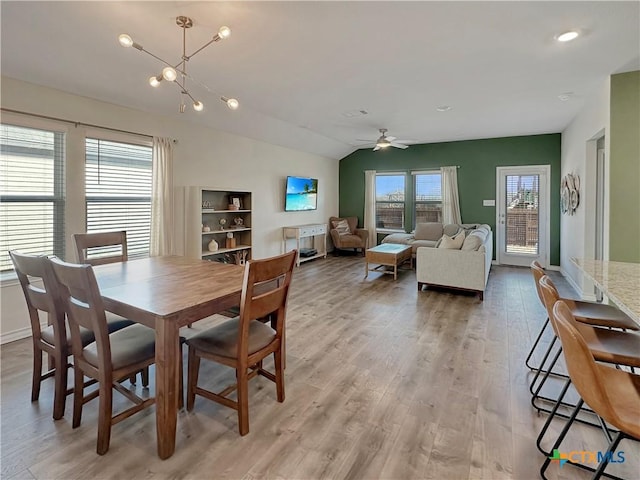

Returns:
357,128,411,151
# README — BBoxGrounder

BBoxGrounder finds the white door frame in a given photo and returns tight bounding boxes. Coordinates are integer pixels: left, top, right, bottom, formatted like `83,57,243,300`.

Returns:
496,165,551,267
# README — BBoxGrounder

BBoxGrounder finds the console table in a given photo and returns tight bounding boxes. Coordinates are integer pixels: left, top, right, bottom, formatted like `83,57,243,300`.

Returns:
282,223,327,266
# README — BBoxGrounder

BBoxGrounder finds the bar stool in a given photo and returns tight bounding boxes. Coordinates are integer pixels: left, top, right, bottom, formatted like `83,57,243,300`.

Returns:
540,300,640,480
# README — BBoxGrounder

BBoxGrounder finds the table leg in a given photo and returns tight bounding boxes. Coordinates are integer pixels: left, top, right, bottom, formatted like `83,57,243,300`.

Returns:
394,263,397,280
155,318,180,459
365,260,369,278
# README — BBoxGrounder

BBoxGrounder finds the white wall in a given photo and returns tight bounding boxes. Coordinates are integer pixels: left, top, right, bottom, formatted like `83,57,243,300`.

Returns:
560,77,610,297
0,77,339,342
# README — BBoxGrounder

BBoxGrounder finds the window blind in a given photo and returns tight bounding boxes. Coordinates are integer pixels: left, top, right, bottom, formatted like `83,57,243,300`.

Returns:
85,138,152,260
0,124,65,272
414,172,442,224
375,173,406,230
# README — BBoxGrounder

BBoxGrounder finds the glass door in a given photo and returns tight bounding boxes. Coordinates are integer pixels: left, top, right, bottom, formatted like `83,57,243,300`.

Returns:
496,166,550,267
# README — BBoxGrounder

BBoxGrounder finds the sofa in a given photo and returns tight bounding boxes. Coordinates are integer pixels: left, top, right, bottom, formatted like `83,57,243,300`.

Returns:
381,222,464,256
415,224,493,300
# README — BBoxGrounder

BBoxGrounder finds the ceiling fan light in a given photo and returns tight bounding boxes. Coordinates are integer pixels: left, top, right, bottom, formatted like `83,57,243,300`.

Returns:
556,30,579,42
193,100,204,111
218,26,231,39
377,139,391,148
149,75,162,87
118,34,133,47
162,67,177,82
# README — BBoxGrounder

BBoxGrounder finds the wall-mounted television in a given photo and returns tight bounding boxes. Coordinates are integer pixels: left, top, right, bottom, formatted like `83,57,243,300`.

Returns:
285,176,318,211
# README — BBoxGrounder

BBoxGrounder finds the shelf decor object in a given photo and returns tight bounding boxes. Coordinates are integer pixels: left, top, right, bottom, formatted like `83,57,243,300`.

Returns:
118,16,239,113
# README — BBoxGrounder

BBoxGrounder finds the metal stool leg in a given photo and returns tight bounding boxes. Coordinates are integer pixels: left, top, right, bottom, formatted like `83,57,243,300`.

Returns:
525,317,550,370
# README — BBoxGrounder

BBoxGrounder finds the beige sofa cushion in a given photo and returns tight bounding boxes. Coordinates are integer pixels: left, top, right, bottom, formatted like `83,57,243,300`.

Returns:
414,223,443,241
462,230,486,251
443,224,462,237
438,231,464,249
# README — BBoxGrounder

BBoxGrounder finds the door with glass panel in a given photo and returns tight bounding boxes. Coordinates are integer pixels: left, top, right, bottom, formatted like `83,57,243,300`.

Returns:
496,166,550,267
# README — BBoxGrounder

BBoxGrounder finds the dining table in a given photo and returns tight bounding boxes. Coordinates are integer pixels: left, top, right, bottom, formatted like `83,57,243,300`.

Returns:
93,255,245,459
571,257,640,324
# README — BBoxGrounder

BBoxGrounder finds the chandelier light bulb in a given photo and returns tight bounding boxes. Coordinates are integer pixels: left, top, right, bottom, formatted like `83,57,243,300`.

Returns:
218,26,231,39
226,98,239,110
149,75,162,87
118,34,134,47
162,67,177,82
193,101,204,111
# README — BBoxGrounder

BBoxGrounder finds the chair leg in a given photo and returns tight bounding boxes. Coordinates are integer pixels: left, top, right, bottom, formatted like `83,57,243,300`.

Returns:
186,347,199,412
141,367,149,388
531,346,563,411
237,367,249,436
539,398,584,480
96,379,113,455
178,352,184,410
52,352,68,420
274,350,285,403
592,432,625,480
525,317,550,370
31,346,43,402
536,377,572,455
72,365,84,428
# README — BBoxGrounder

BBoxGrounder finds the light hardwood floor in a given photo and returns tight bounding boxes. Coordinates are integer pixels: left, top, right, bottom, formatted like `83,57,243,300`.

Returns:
1,256,638,479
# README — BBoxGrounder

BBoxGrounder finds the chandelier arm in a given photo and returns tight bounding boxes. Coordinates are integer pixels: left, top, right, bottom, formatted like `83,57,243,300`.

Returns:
138,48,176,70
185,36,221,61
173,78,197,104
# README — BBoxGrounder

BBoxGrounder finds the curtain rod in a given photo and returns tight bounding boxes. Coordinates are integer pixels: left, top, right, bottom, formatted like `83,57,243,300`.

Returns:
1,107,154,139
374,166,461,174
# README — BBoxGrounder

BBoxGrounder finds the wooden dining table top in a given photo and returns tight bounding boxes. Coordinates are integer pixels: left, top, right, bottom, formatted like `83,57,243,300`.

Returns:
94,255,245,328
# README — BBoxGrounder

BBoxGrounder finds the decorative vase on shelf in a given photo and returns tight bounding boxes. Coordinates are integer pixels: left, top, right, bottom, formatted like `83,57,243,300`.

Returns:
207,239,219,252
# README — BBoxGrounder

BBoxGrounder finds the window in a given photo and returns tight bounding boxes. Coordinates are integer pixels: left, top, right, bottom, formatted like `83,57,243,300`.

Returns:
85,138,152,259
0,124,65,273
375,174,405,230
414,171,442,224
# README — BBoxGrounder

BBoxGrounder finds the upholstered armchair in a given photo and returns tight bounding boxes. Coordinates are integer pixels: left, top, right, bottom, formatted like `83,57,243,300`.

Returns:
329,216,369,255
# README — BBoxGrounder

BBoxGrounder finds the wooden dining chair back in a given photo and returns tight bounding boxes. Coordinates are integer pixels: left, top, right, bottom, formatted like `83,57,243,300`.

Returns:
73,231,128,266
49,256,156,455
9,250,69,420
540,300,640,479
186,249,297,436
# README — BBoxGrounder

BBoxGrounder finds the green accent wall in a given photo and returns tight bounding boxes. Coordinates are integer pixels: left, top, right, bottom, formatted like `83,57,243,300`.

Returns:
610,71,640,263
339,134,561,265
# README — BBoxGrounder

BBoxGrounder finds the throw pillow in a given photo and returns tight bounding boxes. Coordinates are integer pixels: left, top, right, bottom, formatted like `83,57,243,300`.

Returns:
461,234,483,251
415,222,444,241
332,219,351,235
438,231,464,249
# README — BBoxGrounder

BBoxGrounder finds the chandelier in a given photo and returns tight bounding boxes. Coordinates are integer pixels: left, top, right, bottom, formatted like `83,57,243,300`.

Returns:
118,16,239,113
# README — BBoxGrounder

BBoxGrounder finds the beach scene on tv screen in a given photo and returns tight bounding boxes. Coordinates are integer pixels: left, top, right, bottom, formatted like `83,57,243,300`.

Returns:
286,177,317,211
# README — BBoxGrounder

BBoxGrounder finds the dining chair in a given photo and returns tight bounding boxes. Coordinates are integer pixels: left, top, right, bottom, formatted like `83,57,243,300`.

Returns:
73,230,151,385
9,250,133,420
540,300,640,480
186,250,296,436
73,230,128,266
49,256,157,455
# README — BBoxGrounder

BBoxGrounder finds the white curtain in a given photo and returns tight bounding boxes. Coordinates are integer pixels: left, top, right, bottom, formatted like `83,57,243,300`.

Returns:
150,137,174,256
441,166,462,225
364,170,377,248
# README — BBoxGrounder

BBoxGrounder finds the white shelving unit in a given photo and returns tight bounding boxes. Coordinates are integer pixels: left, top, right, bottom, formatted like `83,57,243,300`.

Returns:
184,187,252,264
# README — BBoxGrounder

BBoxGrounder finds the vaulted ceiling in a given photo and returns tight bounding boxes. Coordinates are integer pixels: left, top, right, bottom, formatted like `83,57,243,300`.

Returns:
1,1,639,159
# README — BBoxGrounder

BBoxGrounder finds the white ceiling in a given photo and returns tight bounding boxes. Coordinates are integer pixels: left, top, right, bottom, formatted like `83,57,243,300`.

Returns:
1,1,639,160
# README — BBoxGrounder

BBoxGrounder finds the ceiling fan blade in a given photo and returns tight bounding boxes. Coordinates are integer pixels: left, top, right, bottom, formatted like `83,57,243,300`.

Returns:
386,136,397,141
373,145,381,151
390,142,409,149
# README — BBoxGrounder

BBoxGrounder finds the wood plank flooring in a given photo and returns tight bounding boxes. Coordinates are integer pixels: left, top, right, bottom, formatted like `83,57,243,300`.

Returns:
1,255,638,479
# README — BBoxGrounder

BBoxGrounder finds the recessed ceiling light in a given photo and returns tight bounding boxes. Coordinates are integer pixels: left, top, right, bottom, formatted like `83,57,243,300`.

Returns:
556,30,579,42
436,105,452,112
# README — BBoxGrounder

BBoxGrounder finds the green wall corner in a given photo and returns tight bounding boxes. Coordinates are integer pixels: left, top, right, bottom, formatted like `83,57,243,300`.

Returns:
610,71,640,263
339,134,561,265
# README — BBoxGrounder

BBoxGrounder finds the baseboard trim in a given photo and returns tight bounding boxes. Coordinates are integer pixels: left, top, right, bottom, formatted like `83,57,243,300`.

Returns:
559,267,597,301
546,265,561,272
1,325,34,345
